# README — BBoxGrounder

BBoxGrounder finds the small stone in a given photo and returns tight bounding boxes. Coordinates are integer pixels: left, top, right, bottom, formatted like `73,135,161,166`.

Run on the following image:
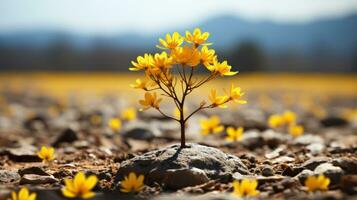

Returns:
295,169,314,184
301,157,330,170
0,170,21,183
294,134,324,145
332,157,357,174
162,168,210,189
122,128,155,141
320,117,348,127
241,131,264,150
306,143,325,155
262,166,274,177
272,156,295,164
314,163,344,185
20,174,57,185
265,147,285,159
52,128,78,147
18,166,50,176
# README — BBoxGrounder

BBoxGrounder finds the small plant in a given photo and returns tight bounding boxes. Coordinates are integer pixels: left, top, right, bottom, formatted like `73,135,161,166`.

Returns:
305,174,330,192
130,28,246,148
62,172,98,199
37,146,55,163
231,179,259,197
120,172,145,193
8,187,36,200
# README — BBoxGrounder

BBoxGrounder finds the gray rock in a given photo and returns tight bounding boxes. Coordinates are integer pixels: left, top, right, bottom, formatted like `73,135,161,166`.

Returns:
52,128,78,147
18,166,50,176
314,163,344,184
301,157,330,170
4,145,40,162
332,157,357,174
0,170,21,183
116,143,248,189
306,143,325,155
295,169,314,183
241,131,264,150
20,174,58,185
262,166,275,177
122,128,155,141
294,134,324,145
162,168,210,189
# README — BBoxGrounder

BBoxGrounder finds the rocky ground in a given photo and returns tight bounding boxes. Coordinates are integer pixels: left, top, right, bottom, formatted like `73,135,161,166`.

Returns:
0,88,356,200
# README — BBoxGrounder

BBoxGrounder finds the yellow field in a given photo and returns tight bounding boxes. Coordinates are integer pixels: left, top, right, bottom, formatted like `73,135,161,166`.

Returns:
0,72,356,98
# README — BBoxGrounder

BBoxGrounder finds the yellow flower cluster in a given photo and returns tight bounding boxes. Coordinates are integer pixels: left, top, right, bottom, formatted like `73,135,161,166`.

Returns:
37,146,55,163
130,28,246,147
200,116,244,142
268,110,304,137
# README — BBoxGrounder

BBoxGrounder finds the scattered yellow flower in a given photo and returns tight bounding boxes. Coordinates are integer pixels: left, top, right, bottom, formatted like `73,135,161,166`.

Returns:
206,58,237,76
121,107,137,121
209,89,229,108
130,53,153,71
120,172,145,193
130,79,148,90
185,28,211,46
171,45,200,67
268,114,284,128
289,124,304,137
200,116,224,135
37,146,55,163
282,110,296,124
305,174,330,192
228,84,247,104
232,179,260,197
62,172,98,199
200,46,215,67
139,92,162,111
108,118,122,132
226,127,244,142
9,187,36,200
156,32,183,50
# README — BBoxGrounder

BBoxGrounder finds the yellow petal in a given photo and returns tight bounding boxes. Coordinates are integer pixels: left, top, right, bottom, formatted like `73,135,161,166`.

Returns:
61,188,76,198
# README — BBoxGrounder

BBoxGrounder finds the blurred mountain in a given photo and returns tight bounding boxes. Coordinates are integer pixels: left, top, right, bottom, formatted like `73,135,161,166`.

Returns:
1,14,357,54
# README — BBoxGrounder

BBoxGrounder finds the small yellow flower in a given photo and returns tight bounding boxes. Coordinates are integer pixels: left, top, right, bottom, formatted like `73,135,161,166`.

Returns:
282,110,296,125
139,92,162,111
209,89,229,108
200,116,224,135
268,114,284,128
37,146,55,163
289,124,304,137
130,54,153,71
62,172,98,199
185,28,211,46
156,32,183,50
130,79,148,90
228,84,247,104
108,118,122,132
200,46,215,67
120,172,145,193
206,58,237,76
9,187,36,200
121,108,137,121
305,174,330,192
232,179,260,197
171,45,200,67
151,51,173,71
226,127,244,142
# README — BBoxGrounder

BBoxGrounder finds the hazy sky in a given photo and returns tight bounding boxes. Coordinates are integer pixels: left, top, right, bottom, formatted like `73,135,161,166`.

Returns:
1,0,357,35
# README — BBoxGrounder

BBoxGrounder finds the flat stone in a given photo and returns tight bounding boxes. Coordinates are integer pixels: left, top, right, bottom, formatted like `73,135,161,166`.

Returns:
20,174,57,185
306,143,325,155
115,143,248,189
4,145,41,162
301,157,330,170
122,127,155,141
18,166,50,176
52,128,78,147
0,170,21,183
294,134,324,145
